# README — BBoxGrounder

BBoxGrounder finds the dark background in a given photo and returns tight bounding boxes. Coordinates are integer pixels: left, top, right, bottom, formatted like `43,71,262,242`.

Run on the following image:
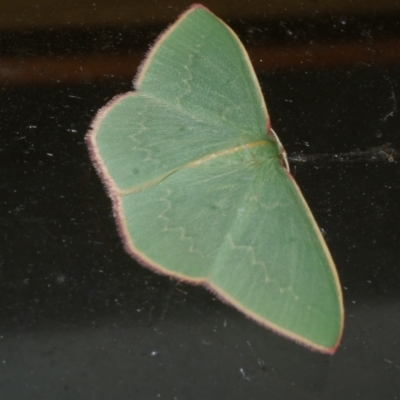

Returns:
1,1,400,399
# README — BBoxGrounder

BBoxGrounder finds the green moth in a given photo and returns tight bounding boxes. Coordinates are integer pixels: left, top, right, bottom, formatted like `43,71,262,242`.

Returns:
86,4,344,353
